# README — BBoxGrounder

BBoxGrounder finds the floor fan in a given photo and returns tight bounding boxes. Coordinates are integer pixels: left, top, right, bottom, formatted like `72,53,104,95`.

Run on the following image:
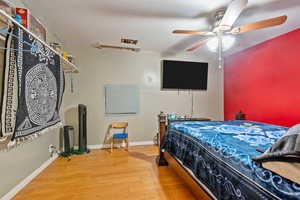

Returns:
73,104,90,154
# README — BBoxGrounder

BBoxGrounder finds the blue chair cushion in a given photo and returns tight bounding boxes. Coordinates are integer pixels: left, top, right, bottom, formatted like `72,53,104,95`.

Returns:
113,133,128,139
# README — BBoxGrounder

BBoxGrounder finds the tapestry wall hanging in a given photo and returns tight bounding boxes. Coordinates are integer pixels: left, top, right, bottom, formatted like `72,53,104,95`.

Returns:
1,25,65,148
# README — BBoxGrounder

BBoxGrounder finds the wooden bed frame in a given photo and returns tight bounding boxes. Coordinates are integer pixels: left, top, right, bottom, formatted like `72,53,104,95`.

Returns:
163,151,214,200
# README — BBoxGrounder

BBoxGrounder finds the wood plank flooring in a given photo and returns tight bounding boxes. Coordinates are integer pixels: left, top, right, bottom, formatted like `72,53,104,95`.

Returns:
13,145,197,200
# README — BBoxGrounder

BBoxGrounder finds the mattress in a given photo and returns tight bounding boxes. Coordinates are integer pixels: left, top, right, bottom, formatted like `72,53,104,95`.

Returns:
162,120,300,200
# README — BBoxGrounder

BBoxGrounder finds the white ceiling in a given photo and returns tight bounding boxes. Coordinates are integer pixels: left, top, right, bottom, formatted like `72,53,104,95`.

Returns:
22,0,300,56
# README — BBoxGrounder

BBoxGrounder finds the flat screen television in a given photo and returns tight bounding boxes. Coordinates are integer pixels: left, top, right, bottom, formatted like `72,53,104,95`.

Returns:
162,60,208,90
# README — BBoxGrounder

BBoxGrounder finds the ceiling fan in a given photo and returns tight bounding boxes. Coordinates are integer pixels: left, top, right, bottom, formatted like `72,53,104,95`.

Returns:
173,0,287,68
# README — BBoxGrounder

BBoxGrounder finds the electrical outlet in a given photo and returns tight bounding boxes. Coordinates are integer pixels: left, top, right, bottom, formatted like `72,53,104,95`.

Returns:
48,144,55,153
48,144,58,157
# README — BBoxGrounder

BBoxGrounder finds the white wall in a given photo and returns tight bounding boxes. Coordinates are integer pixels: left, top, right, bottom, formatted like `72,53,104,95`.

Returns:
63,48,223,146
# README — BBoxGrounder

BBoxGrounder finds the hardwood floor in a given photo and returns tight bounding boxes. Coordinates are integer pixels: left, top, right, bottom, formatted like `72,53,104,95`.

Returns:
13,145,197,200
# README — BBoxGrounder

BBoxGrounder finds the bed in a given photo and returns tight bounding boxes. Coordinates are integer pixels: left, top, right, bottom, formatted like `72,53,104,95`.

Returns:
162,120,300,200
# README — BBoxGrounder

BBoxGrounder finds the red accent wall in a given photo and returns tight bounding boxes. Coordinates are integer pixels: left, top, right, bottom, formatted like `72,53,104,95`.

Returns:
224,28,300,127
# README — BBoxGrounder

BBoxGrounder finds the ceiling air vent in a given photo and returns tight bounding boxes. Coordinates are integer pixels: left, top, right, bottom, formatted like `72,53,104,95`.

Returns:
121,38,138,45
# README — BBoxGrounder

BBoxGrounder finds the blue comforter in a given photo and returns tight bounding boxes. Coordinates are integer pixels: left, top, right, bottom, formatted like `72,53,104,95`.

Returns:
162,120,300,200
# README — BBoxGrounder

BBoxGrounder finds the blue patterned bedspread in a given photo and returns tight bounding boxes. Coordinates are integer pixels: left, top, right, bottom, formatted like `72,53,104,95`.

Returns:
162,120,300,200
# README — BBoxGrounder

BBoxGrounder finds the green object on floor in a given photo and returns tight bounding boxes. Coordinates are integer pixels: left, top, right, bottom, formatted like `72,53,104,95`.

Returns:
72,149,90,155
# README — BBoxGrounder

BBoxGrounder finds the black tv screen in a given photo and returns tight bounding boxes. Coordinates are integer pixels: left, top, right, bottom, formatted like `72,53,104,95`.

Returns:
162,60,208,90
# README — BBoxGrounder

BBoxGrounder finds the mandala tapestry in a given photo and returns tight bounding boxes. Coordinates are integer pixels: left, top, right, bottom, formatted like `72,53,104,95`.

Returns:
1,25,64,146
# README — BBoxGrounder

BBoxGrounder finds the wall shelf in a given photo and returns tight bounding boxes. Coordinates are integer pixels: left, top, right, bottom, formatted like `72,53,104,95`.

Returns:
0,9,79,73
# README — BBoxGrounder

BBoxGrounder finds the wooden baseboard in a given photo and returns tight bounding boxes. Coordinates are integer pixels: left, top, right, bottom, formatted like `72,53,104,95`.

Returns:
163,152,214,200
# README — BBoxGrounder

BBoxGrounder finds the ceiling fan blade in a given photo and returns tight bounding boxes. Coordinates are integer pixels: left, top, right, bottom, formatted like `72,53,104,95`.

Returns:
231,15,288,34
219,0,248,27
173,30,213,35
187,39,211,51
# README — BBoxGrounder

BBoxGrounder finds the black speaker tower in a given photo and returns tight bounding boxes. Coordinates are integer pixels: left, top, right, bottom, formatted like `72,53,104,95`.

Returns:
62,125,74,157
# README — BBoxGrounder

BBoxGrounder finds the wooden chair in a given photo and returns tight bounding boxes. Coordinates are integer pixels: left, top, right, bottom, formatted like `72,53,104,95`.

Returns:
110,122,129,152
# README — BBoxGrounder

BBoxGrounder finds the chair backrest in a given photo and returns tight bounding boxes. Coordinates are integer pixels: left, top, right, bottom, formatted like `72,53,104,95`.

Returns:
112,122,128,128
111,122,128,135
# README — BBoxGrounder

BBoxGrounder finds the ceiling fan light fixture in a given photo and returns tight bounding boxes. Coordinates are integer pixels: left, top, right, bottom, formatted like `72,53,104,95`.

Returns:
206,35,236,52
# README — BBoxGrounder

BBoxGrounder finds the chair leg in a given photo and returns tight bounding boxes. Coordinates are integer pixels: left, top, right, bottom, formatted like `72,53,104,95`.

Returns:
126,138,129,151
111,139,114,153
